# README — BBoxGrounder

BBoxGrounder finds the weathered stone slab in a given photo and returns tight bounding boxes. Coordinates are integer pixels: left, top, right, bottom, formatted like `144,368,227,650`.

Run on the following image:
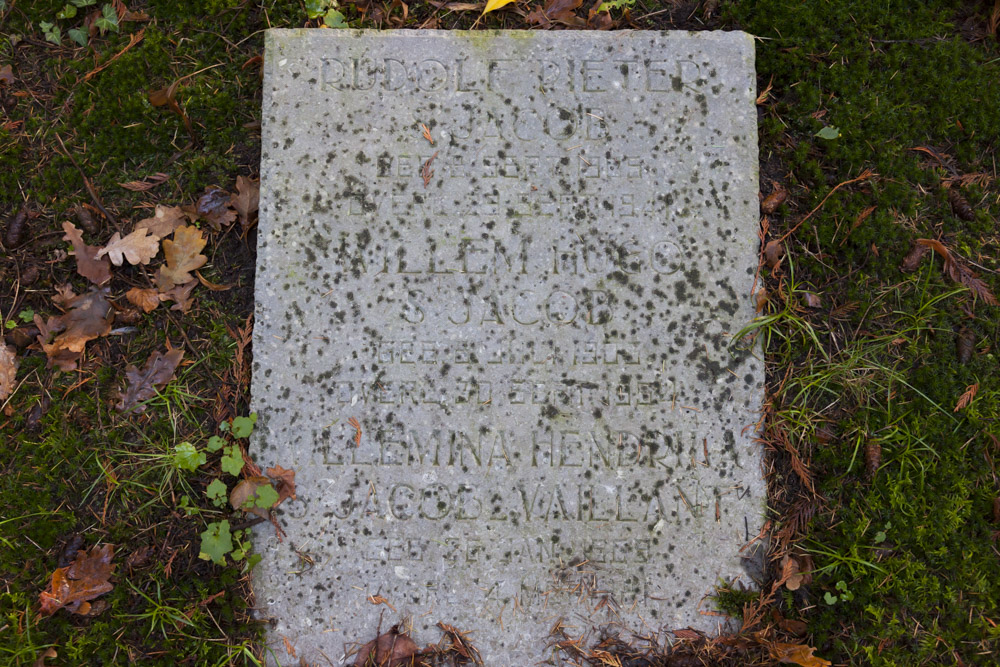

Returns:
252,29,762,665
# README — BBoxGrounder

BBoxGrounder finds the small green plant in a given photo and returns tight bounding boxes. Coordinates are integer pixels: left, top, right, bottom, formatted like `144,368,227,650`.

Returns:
305,0,347,28
194,414,274,568
39,0,118,47
597,0,635,12
172,441,206,471
824,580,855,605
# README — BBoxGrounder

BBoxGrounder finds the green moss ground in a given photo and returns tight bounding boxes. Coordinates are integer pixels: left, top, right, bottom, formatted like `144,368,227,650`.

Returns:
1,0,998,665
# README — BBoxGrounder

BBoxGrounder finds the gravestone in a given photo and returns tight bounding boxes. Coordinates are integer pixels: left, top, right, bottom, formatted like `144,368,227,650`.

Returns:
252,29,763,665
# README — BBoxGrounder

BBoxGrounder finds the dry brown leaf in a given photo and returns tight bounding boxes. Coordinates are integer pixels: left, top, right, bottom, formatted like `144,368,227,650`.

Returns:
672,628,701,639
125,287,162,313
770,643,831,667
39,544,115,617
35,288,113,371
899,242,930,273
229,476,274,519
137,205,186,239
155,225,207,290
230,176,259,231
954,383,979,412
0,65,14,86
543,0,585,25
803,292,821,308
779,618,809,636
760,183,788,214
116,347,185,413
197,188,237,230
917,238,997,305
755,289,769,313
764,239,785,268
0,345,17,402
118,172,169,192
266,465,297,506
32,647,58,667
354,626,421,667
781,556,804,591
97,228,159,266
160,280,197,313
149,79,194,139
62,221,111,285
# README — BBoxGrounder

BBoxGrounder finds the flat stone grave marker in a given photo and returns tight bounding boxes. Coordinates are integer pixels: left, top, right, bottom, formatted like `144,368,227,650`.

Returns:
252,28,763,665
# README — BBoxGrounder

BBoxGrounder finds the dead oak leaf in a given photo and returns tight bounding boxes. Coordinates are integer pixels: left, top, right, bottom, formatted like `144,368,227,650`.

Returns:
125,287,162,313
137,205,186,240
96,228,159,266
160,280,197,313
155,225,207,290
39,544,115,617
265,465,297,506
62,221,111,285
116,347,184,413
354,626,421,667
35,288,113,371
230,175,259,231
770,642,831,667
0,344,18,402
196,187,237,231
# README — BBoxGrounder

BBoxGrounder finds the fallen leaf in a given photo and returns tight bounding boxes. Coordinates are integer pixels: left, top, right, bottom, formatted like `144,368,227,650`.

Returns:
482,0,516,13
954,383,979,412
195,270,233,291
778,618,809,636
62,221,111,285
672,628,701,639
118,172,169,191
149,79,194,140
96,228,159,266
781,555,804,591
125,287,162,313
116,347,184,413
229,476,274,519
35,288,113,371
803,292,821,308
155,225,207,290
755,289,769,313
230,176,259,231
282,635,297,658
160,280,197,313
948,187,975,220
266,465,297,505
770,643,831,667
917,238,997,305
0,345,17,402
899,242,930,273
137,205,186,239
354,626,421,667
0,65,13,86
39,544,115,617
5,206,29,246
543,0,585,24
764,239,785,268
196,188,237,230
761,183,788,214
32,647,58,667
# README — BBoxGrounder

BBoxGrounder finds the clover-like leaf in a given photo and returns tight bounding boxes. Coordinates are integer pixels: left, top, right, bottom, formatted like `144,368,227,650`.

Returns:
231,413,257,438
173,442,205,471
199,521,233,565
207,435,226,452
220,445,244,476
206,478,228,506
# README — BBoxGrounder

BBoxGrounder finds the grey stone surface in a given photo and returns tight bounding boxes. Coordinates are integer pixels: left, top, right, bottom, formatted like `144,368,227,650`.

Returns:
252,29,763,665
